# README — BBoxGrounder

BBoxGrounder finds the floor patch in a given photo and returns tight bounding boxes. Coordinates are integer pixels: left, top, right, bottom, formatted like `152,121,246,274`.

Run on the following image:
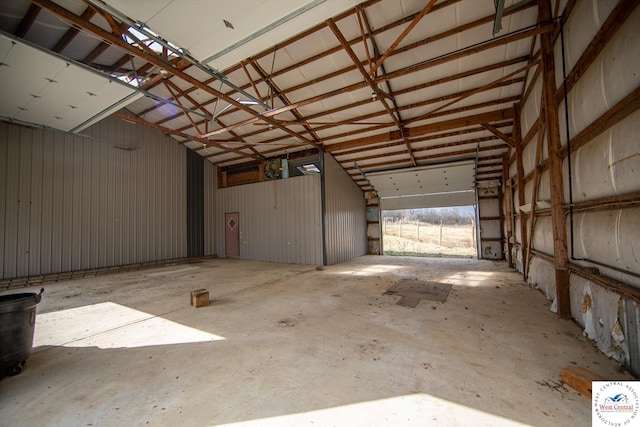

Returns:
384,280,452,307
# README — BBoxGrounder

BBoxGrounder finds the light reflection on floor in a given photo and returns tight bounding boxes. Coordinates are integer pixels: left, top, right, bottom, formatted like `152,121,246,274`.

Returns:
217,393,531,427
33,302,225,350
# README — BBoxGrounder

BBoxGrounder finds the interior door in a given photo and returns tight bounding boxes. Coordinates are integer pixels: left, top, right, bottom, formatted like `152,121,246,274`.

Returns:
225,212,240,257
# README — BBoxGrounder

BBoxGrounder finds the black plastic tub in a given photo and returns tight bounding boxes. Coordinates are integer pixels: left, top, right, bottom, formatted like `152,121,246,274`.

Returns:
0,289,43,378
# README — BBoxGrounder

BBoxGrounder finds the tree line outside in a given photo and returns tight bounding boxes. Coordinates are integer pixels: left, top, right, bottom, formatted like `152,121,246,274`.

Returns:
382,207,477,258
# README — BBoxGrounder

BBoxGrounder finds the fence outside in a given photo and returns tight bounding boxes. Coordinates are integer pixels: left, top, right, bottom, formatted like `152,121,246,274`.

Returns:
382,218,476,258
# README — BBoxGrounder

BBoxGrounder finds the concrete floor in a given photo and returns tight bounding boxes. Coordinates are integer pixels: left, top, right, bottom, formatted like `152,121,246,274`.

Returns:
0,256,633,426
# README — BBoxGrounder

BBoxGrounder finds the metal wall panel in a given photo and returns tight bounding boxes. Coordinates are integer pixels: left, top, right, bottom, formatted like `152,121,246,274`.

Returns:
0,118,187,280
203,160,217,256
215,174,322,265
323,153,367,265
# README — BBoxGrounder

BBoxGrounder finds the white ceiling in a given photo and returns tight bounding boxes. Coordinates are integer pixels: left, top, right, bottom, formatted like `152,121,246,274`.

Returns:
0,33,142,133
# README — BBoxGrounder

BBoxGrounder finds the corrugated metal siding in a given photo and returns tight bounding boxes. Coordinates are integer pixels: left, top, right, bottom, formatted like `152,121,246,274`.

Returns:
215,175,322,265
203,160,217,256
323,153,367,265
0,118,187,280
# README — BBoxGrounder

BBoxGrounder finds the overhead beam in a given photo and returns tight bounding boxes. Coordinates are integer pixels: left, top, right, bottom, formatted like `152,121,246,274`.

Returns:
327,19,416,165
367,0,438,77
326,109,513,152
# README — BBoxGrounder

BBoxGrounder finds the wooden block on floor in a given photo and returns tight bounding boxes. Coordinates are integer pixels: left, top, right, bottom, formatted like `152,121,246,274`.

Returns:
190,289,210,308
561,366,604,397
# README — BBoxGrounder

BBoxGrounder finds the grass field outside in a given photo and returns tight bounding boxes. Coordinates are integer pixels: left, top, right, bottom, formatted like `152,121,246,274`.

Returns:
382,220,477,258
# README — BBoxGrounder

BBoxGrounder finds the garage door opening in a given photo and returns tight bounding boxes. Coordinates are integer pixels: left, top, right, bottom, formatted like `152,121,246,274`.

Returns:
382,207,477,258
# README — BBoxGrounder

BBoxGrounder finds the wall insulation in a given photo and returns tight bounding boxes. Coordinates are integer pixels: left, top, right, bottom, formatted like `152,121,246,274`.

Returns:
509,0,640,371
0,117,187,280
323,153,367,265
215,174,323,265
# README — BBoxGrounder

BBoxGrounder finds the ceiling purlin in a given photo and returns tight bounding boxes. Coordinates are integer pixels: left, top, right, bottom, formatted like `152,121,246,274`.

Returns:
15,4,41,38
248,59,324,150
30,0,313,147
336,135,503,164
52,7,96,53
327,19,416,165
345,144,507,173
335,124,512,157
327,109,513,153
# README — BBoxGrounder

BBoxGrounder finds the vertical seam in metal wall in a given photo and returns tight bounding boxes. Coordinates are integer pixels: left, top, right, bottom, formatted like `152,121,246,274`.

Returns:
320,152,327,266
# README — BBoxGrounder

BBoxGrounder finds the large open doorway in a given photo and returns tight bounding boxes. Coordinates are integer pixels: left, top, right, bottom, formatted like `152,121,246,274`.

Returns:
382,206,477,258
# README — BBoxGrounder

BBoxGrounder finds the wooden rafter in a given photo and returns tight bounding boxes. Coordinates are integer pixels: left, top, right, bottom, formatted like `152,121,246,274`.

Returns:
15,4,41,38
328,19,416,165
367,0,438,78
326,109,513,152
52,7,96,53
418,60,538,122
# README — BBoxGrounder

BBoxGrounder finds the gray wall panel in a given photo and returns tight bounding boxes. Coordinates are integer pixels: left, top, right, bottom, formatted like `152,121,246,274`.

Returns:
323,153,367,265
215,175,322,265
0,118,188,280
203,160,217,256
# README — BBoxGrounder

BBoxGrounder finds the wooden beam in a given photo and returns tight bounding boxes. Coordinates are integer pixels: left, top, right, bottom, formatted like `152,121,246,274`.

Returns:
53,7,96,53
327,19,416,165
513,103,528,279
367,0,438,78
417,60,537,121
539,0,570,319
561,367,603,398
15,4,41,38
327,109,513,152
561,85,640,157
482,123,514,147
502,152,514,267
